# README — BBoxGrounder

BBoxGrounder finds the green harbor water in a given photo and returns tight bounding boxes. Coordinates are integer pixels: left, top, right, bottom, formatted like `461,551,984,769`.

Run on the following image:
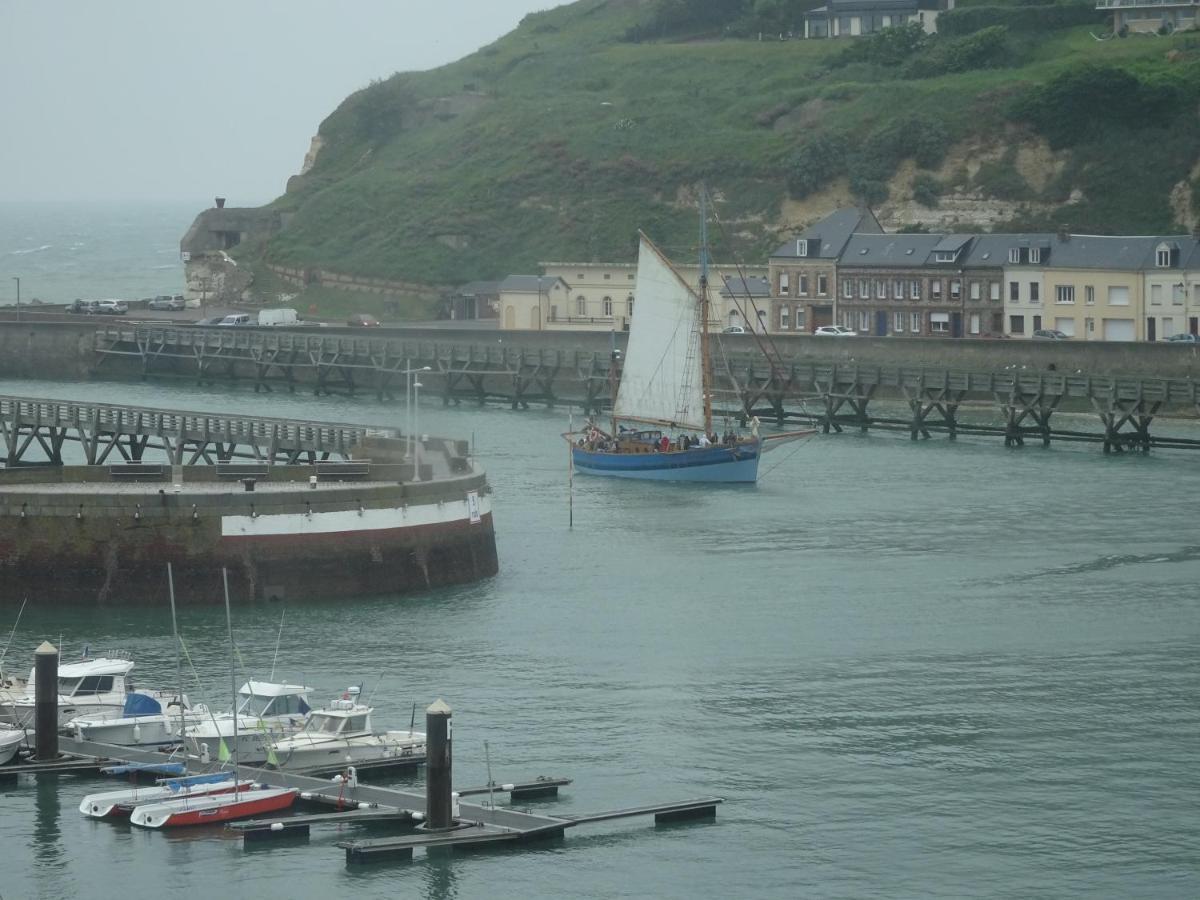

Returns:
1,376,1198,900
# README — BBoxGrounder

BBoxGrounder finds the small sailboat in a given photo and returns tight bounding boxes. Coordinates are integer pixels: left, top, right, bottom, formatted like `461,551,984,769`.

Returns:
569,208,813,483
80,772,237,820
269,687,426,771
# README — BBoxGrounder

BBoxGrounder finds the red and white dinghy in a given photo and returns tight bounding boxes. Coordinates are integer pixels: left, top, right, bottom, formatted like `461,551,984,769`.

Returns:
129,784,298,828
80,772,238,820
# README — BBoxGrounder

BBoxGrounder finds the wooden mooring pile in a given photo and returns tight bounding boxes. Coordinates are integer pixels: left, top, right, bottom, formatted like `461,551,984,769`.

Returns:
90,326,1200,453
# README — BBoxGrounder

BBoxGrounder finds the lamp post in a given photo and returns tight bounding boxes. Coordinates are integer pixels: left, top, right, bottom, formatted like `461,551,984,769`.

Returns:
403,362,432,462
12,277,19,322
413,379,424,481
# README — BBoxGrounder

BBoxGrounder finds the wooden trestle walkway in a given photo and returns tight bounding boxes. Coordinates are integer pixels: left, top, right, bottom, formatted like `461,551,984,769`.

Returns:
0,394,386,466
89,326,1200,453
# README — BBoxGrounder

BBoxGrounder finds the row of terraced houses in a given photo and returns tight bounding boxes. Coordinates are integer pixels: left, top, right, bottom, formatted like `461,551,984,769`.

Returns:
485,208,1200,342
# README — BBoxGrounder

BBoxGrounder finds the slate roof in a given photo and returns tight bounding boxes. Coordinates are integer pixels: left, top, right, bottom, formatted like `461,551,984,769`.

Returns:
498,275,568,293
932,234,973,254
720,275,771,299
770,208,883,260
837,234,944,268
1045,235,1163,271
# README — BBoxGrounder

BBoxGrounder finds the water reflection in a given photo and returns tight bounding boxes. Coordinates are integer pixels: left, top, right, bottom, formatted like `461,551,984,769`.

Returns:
33,774,63,868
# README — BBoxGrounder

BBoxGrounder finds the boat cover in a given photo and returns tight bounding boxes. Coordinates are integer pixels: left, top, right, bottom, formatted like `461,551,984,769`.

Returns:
163,772,235,791
101,762,187,776
122,693,165,716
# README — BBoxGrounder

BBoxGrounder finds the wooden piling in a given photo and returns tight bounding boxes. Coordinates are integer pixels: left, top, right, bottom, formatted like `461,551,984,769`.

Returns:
34,641,58,761
425,698,453,830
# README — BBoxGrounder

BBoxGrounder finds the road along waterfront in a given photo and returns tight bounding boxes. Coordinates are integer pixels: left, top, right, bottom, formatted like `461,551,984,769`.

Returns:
0,375,1197,899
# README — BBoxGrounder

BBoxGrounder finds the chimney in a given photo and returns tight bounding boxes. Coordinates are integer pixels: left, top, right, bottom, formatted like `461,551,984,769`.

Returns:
215,197,226,209
1057,225,1070,242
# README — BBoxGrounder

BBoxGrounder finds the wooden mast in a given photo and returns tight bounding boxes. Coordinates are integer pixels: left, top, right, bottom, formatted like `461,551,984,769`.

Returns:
699,189,713,436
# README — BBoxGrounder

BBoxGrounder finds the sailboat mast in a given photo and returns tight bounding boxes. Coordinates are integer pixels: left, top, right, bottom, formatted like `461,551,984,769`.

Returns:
166,564,185,755
699,189,713,435
222,568,239,791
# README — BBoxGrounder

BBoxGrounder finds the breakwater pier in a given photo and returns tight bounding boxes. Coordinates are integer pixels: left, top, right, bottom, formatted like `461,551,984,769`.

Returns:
0,396,497,605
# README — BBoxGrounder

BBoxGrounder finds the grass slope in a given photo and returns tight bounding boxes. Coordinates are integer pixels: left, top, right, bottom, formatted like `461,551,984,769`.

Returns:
258,0,1200,286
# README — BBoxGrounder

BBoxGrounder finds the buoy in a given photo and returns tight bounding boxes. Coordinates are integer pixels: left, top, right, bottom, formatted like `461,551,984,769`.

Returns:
270,822,284,832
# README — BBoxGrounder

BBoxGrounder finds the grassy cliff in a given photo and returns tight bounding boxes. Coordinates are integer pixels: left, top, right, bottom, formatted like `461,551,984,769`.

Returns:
256,0,1200,288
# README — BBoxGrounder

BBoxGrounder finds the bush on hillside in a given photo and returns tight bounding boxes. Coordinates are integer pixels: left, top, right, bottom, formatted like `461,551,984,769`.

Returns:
787,132,848,198
344,79,412,144
902,26,1013,78
912,173,943,207
1011,64,1180,147
831,23,929,68
939,1,1102,37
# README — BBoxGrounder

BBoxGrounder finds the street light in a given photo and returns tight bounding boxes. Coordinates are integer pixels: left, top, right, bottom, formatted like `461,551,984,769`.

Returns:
404,362,432,466
413,379,424,482
12,277,18,322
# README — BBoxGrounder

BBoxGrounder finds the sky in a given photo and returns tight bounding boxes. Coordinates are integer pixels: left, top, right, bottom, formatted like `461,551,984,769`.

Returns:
0,0,544,205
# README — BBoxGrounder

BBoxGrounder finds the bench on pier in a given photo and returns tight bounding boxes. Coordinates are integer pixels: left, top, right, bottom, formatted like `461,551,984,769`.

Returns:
215,462,271,480
313,459,372,480
108,463,166,481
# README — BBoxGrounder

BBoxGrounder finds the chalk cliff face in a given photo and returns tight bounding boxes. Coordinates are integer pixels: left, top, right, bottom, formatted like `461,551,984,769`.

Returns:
211,1,1200,291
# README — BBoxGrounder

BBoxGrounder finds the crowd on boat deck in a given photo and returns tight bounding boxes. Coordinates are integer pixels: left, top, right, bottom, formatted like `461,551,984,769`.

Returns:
577,427,746,454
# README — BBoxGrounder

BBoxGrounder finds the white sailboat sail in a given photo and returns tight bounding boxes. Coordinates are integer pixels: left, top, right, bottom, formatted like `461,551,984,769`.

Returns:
612,233,707,431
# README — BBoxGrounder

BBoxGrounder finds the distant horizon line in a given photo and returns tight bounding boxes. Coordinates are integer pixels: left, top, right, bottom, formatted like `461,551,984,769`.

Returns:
0,197,277,207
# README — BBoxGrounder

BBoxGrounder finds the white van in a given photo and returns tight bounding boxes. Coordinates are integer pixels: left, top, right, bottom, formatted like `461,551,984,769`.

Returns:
258,308,299,327
216,313,251,326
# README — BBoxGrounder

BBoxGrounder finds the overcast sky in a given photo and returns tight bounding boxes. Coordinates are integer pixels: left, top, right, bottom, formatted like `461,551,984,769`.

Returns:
0,0,542,204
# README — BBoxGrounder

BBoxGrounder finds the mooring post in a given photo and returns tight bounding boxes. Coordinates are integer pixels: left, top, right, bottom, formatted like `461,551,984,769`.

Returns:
34,641,59,760
425,698,453,829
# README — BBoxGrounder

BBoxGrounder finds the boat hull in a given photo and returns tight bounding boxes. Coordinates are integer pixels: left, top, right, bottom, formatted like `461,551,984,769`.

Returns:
572,443,760,483
0,728,23,765
79,780,237,819
72,715,185,748
272,732,426,770
130,786,298,828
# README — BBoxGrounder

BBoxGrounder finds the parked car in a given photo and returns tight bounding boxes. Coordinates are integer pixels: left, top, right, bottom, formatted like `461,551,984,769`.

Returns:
1164,333,1199,343
1032,329,1068,340
347,313,382,327
216,313,251,326
69,299,100,315
721,324,746,334
95,300,128,315
147,295,184,311
815,325,856,337
258,307,299,326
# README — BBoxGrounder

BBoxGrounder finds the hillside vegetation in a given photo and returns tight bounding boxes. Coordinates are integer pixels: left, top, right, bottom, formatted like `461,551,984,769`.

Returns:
257,0,1200,289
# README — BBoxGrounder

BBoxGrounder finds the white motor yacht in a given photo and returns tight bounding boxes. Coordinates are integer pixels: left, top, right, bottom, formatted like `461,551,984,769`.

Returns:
0,723,24,765
269,687,426,770
68,690,206,748
0,654,136,727
180,680,311,763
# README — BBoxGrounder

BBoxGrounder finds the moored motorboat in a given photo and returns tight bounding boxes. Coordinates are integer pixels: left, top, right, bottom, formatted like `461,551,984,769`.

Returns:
0,724,24,766
269,687,426,770
129,784,298,828
0,652,137,727
68,690,205,748
79,772,236,820
180,680,311,763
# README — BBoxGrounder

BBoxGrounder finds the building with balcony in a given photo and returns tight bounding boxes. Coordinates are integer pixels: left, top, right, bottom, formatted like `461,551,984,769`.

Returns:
1096,0,1198,34
803,0,954,38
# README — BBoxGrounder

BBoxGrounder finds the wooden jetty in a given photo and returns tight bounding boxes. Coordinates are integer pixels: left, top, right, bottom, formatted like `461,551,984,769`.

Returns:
89,325,1200,454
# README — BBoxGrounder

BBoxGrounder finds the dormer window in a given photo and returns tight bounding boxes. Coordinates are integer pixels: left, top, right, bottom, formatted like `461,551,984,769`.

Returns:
934,251,956,263
1030,247,1042,264
1008,248,1020,264
796,239,808,257
1156,243,1174,267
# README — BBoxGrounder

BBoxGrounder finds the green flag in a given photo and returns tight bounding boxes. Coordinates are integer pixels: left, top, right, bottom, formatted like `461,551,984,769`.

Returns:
218,739,231,763
266,744,280,768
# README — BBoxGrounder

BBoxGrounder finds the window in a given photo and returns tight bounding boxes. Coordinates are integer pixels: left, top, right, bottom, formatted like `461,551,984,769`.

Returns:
933,251,953,263
859,311,870,332
1172,284,1185,305
910,312,922,334
795,308,805,330
1030,247,1042,264
779,305,789,330
1086,316,1095,334
969,282,981,301
798,274,809,296
603,273,611,280
969,313,981,335
817,274,828,296
603,296,613,316
1009,281,1019,302
893,311,904,333
1109,286,1130,306
1085,286,1095,306
894,279,905,299
842,280,853,299
989,282,1000,302
931,281,942,300
1010,314,1025,334
1157,248,1171,267
797,240,808,257
1030,283,1040,303
859,279,869,299
1055,285,1075,305
950,280,962,301
1150,284,1162,306
931,313,949,334
876,280,887,300
910,279,921,300
1008,248,1020,264
779,273,789,296
1032,314,1042,331
576,296,587,316
549,305,557,322
627,296,634,316
627,273,635,280
75,676,115,695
